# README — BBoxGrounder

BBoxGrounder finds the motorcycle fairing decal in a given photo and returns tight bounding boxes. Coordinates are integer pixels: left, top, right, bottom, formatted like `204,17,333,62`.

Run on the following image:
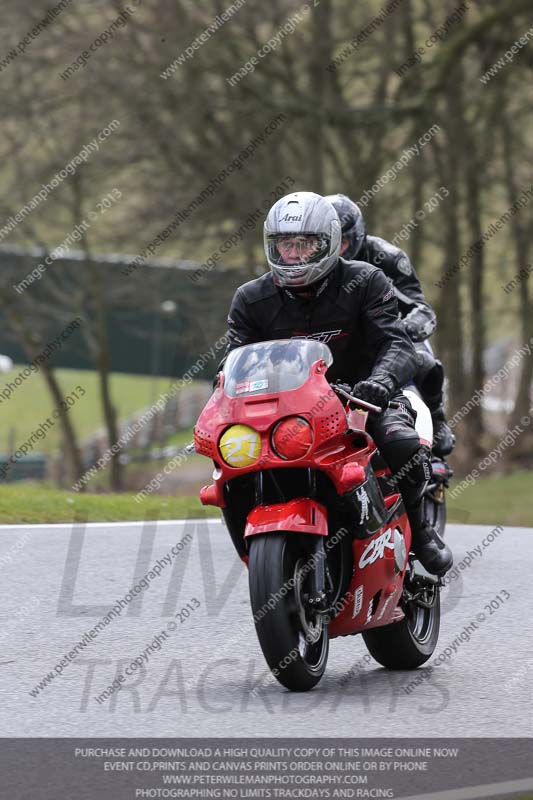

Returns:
352,585,364,618
377,592,396,621
235,379,269,395
219,425,261,467
358,528,395,569
356,487,370,524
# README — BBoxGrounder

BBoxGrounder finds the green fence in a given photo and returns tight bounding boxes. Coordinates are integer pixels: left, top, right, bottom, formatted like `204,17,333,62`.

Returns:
0,247,246,376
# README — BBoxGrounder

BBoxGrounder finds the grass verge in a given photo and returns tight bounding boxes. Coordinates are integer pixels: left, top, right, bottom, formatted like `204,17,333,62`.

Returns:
447,471,533,527
0,365,195,454
1,472,532,526
0,483,206,524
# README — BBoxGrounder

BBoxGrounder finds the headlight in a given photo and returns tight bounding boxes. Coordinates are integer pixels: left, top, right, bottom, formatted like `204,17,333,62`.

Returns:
219,424,261,467
271,416,313,460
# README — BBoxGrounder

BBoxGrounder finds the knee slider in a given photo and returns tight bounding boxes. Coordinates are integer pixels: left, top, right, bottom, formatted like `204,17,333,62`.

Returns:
377,397,417,446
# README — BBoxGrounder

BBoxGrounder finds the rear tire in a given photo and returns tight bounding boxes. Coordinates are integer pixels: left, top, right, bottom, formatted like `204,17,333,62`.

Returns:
363,487,443,669
248,533,329,691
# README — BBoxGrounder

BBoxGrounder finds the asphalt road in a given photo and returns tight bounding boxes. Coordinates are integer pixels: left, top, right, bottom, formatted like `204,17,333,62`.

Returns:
0,517,531,737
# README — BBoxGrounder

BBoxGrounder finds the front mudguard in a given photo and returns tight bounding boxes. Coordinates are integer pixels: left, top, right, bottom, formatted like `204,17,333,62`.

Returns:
244,498,328,539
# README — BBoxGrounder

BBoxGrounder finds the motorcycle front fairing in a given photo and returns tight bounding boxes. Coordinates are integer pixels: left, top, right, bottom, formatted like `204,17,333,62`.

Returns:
194,339,374,511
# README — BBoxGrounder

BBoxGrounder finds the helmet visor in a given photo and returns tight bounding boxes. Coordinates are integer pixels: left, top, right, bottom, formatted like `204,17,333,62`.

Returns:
266,233,331,268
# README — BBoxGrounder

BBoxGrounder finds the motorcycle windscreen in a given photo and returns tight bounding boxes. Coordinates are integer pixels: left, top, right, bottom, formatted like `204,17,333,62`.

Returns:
223,339,333,398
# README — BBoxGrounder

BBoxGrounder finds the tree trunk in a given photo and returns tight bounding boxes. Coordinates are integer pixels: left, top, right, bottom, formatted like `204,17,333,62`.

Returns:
463,144,485,447
0,300,84,487
90,269,124,491
40,360,85,488
402,0,425,270
501,114,533,432
430,91,467,426
438,67,485,456
72,177,124,491
434,164,465,411
308,0,332,193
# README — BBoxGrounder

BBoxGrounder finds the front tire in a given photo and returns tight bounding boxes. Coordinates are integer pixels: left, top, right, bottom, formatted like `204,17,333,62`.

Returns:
248,533,329,691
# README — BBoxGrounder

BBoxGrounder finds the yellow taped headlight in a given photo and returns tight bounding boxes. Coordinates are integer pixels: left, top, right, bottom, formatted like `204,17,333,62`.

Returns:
219,424,261,467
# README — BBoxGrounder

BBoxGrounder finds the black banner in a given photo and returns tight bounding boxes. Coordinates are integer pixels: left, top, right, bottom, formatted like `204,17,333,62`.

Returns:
2,738,533,799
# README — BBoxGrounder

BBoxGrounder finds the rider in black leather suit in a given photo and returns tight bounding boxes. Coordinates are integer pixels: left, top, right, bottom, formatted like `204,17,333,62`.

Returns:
326,194,455,458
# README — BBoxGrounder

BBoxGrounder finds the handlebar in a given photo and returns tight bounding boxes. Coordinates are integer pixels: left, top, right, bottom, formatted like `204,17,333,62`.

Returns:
332,383,401,414
332,384,382,413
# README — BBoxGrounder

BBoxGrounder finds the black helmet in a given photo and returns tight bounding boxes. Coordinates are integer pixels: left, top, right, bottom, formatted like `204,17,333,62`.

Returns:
325,193,366,260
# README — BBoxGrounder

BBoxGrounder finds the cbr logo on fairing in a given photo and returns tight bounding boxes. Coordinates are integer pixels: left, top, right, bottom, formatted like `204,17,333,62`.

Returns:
358,529,395,569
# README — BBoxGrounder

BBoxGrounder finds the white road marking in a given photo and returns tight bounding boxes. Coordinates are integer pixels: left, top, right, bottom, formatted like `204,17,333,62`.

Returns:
399,777,533,800
0,518,221,532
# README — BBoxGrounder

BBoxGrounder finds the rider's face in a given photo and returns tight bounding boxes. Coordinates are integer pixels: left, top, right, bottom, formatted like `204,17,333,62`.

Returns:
276,235,321,265
340,236,350,255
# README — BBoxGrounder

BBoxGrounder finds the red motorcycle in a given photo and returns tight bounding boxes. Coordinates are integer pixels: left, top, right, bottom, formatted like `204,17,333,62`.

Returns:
194,339,449,691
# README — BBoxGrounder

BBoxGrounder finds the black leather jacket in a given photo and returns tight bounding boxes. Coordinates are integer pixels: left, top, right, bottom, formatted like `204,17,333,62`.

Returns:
363,235,436,341
223,258,417,392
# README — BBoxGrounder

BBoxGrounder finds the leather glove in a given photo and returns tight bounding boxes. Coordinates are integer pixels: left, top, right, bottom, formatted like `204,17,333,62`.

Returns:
351,379,392,409
402,308,436,342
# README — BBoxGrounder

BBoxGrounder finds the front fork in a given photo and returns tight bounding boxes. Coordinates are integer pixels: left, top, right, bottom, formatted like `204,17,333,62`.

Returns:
308,536,327,608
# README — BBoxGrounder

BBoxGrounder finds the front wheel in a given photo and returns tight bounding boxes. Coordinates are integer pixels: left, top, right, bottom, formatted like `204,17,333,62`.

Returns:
248,533,329,691
362,572,440,669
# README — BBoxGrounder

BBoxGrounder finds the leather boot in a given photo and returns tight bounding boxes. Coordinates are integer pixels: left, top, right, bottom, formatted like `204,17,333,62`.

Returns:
407,501,453,576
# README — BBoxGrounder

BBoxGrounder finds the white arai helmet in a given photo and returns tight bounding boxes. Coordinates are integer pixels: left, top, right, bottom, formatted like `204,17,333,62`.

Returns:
263,191,341,289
